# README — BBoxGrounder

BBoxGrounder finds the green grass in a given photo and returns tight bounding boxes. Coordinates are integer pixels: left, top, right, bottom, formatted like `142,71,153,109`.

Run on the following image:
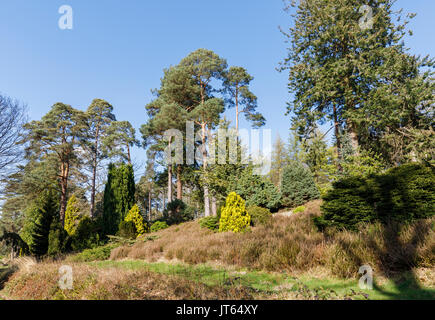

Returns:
90,260,435,300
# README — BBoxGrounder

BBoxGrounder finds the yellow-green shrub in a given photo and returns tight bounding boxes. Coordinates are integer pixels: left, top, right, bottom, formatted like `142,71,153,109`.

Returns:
64,195,81,236
125,204,147,236
219,192,251,233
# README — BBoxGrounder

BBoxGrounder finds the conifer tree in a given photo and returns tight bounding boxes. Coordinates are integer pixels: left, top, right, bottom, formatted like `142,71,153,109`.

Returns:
64,194,81,236
84,99,116,218
102,163,135,235
281,0,434,164
223,66,265,131
22,103,86,225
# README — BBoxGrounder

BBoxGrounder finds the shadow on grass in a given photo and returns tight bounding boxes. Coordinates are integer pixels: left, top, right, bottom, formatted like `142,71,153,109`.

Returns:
337,219,434,300
0,265,17,291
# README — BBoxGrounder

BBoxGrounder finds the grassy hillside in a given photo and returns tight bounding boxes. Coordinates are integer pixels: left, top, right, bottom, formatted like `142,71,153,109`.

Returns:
1,201,434,300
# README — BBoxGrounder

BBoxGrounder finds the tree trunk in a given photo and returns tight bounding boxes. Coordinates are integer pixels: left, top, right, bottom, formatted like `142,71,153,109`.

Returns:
127,143,132,165
235,86,239,132
176,165,183,200
90,126,100,218
59,161,70,226
148,190,152,222
348,122,359,154
167,164,172,204
201,124,210,217
211,196,217,216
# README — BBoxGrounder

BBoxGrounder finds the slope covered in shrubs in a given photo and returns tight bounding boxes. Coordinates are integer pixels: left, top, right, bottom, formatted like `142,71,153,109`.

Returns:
111,200,434,280
315,163,435,230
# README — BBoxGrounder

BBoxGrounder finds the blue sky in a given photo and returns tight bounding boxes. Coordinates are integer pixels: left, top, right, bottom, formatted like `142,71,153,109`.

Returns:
1,0,434,175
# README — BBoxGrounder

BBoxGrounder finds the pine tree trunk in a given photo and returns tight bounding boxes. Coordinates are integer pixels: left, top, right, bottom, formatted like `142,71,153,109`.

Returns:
348,123,359,154
176,165,183,200
59,161,70,226
211,196,217,216
90,156,97,218
201,124,210,217
148,190,152,222
167,164,172,203
127,143,132,165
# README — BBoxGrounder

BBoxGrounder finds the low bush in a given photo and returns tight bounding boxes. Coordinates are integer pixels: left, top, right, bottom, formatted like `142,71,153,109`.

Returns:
219,192,251,233
163,200,194,225
316,163,435,231
68,243,118,262
199,216,220,231
247,206,272,226
70,216,101,251
293,206,306,213
47,220,69,256
118,221,137,239
125,204,147,236
150,221,169,233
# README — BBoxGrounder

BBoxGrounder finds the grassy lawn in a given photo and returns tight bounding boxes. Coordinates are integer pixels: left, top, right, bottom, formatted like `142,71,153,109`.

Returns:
90,260,435,300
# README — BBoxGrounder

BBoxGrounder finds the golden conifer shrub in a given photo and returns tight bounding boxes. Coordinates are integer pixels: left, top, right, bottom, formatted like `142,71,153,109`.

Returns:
219,192,251,233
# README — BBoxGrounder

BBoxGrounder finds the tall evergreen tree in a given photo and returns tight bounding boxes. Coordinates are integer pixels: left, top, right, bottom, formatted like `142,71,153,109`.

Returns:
22,103,86,225
180,49,227,217
269,134,291,189
84,99,116,218
222,66,265,131
20,189,59,256
102,163,135,235
280,0,434,164
103,120,139,165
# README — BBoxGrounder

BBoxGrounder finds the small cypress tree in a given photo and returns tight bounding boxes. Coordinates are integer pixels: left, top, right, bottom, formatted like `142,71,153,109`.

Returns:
64,195,82,236
281,162,320,208
219,192,251,233
125,204,146,236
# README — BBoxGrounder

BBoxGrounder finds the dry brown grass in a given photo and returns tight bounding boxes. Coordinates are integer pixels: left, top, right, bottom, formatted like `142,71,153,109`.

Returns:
111,200,435,280
3,261,257,300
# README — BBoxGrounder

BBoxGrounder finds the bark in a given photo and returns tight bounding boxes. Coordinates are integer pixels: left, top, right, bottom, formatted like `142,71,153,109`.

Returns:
235,86,239,132
167,164,172,203
201,124,210,217
176,165,183,200
333,104,343,171
348,121,360,154
127,143,132,165
148,190,152,221
211,196,217,216
90,131,99,218
59,161,70,226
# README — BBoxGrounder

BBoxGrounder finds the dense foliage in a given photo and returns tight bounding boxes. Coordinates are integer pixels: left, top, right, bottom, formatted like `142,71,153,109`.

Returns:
102,163,135,235
219,192,251,233
199,216,220,231
281,162,320,208
125,204,147,236
21,190,59,257
246,206,272,226
150,221,169,233
315,163,435,230
163,199,194,226
64,195,81,236
118,221,137,239
230,168,281,211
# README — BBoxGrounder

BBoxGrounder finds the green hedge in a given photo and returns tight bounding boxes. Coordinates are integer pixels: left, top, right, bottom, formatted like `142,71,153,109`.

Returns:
315,163,435,230
247,206,272,226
